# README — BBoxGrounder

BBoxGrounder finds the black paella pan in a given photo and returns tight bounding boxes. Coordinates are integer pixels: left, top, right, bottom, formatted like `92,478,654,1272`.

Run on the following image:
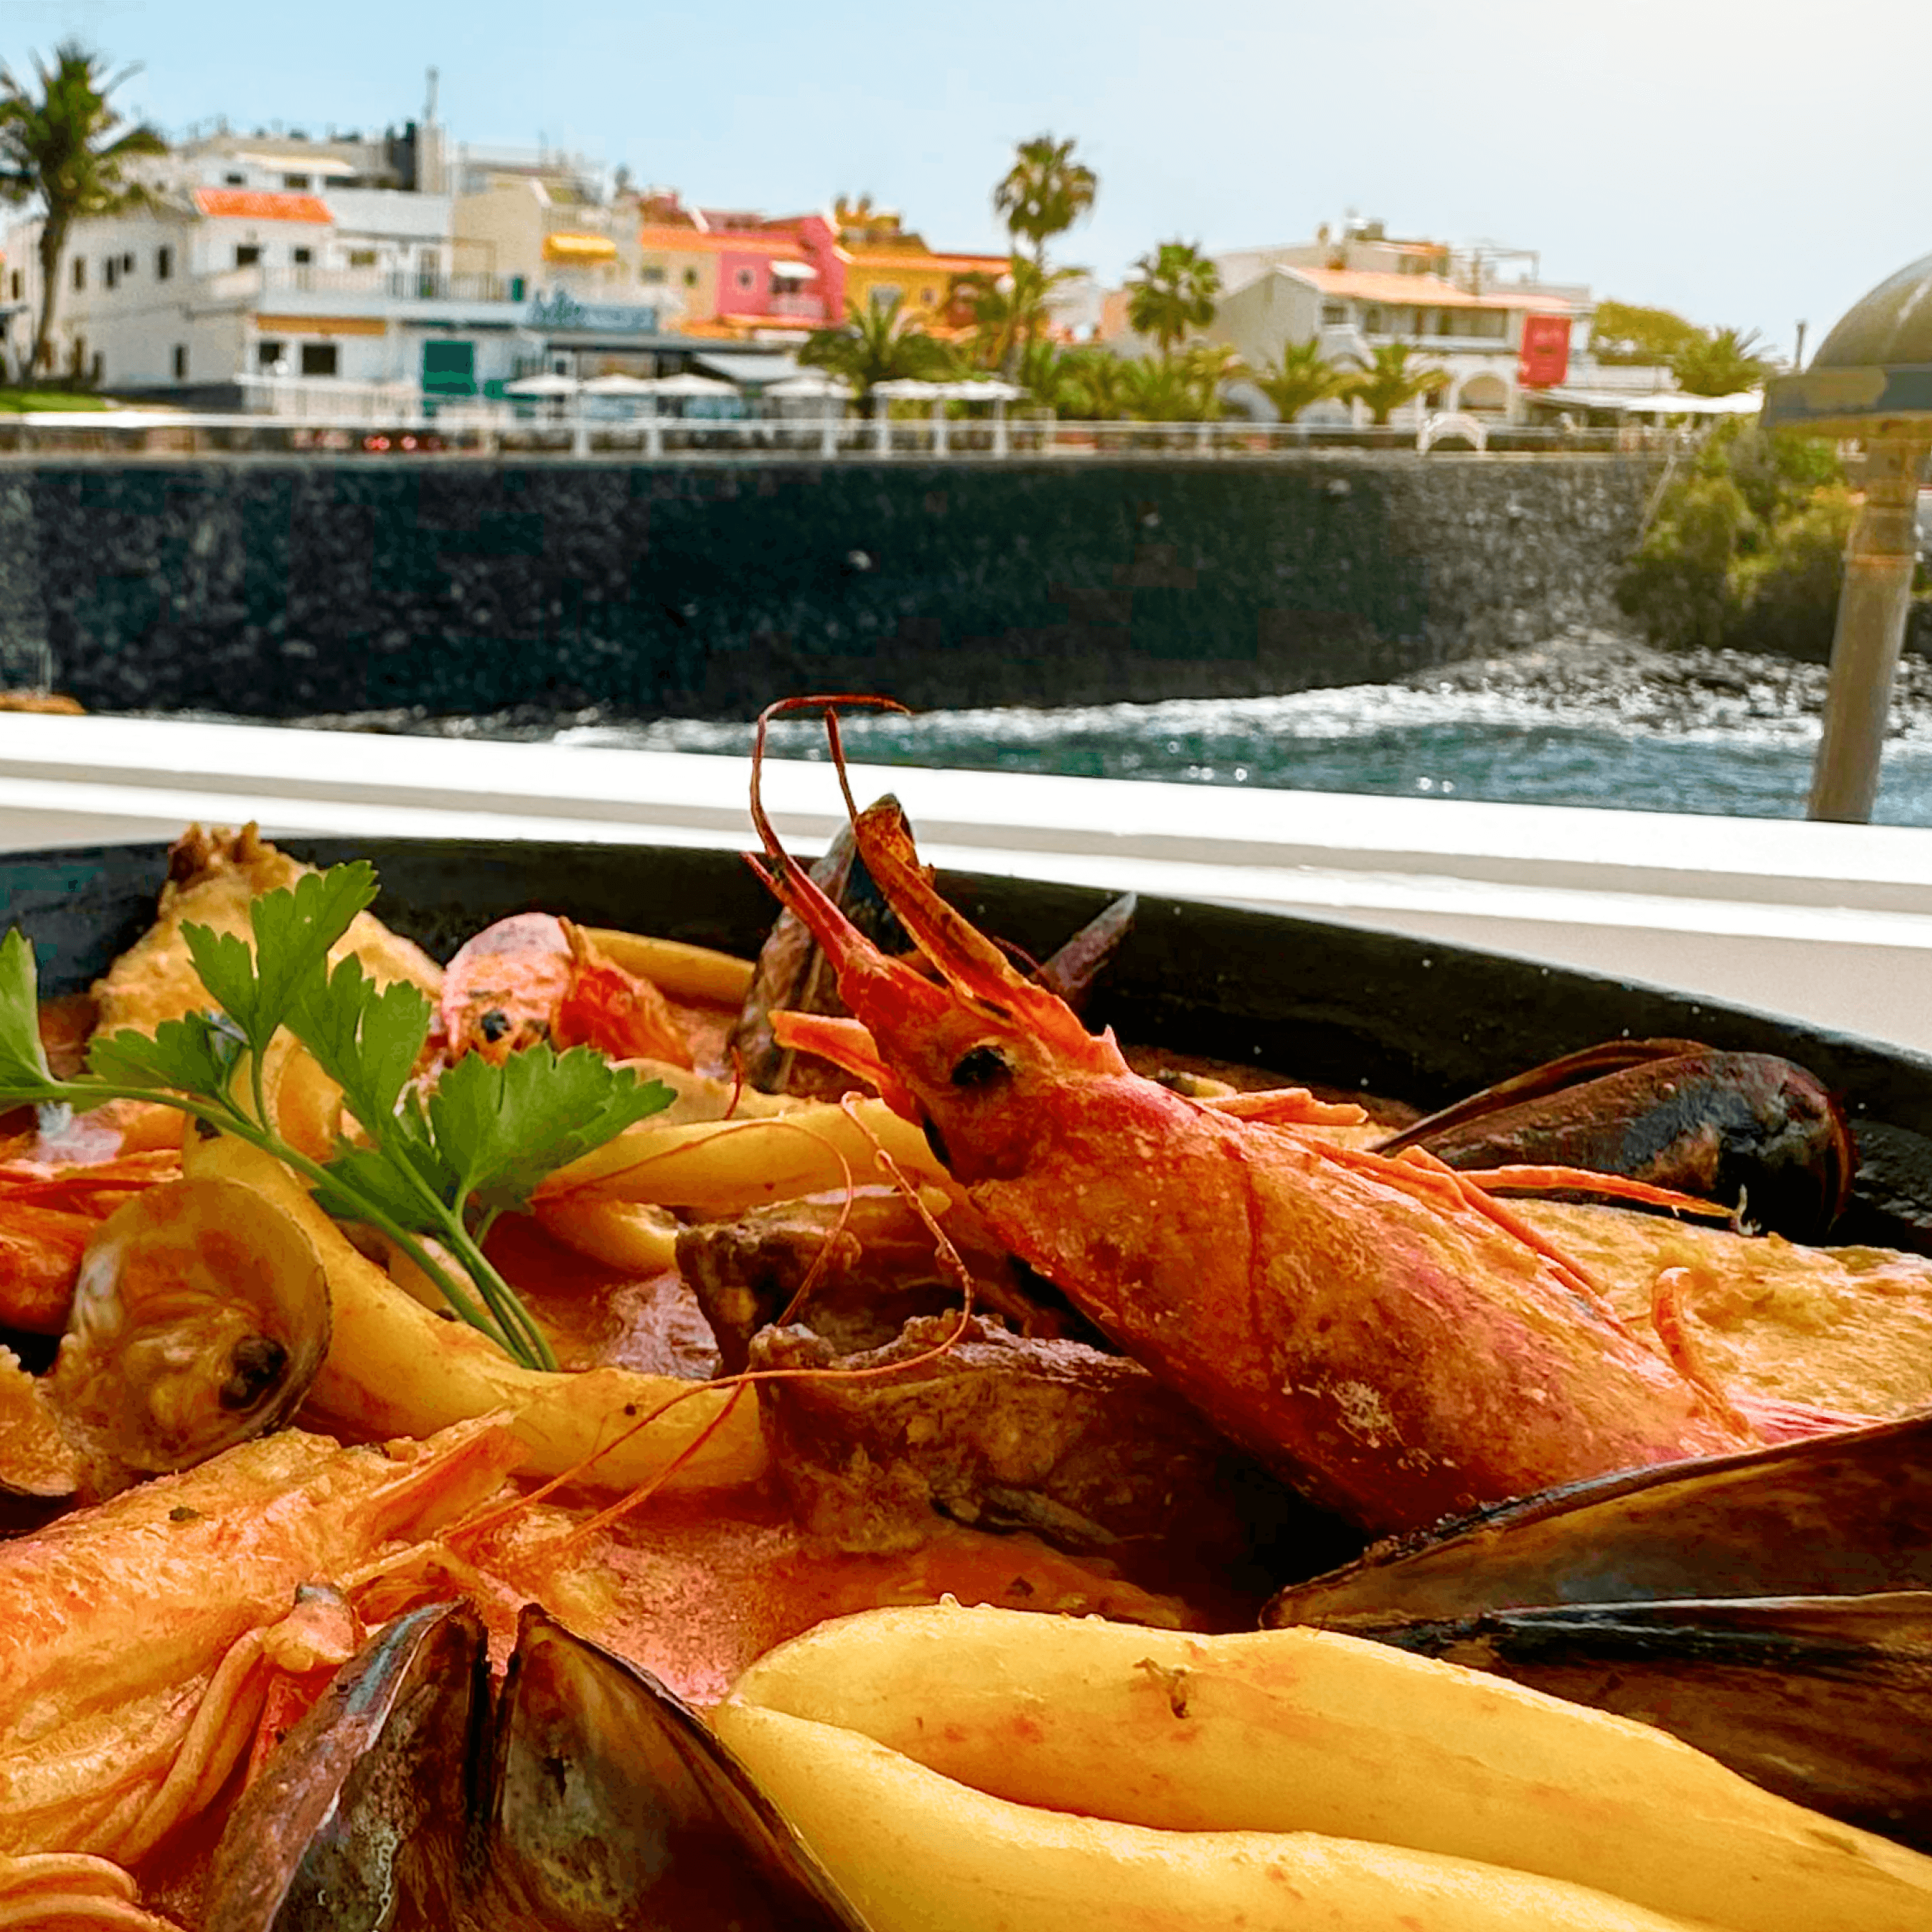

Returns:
6,831,1932,1251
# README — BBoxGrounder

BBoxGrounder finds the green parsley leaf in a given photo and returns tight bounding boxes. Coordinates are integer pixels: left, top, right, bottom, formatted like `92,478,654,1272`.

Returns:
0,929,56,1099
88,1010,246,1098
183,862,378,1057
311,1140,448,1233
427,1045,672,1216
285,952,433,1139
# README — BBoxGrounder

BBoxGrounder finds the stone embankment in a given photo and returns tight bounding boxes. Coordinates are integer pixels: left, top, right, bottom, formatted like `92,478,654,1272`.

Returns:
1,453,1683,719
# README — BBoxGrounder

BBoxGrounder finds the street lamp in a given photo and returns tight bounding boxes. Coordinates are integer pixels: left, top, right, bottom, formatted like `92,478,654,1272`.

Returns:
1763,252,1932,822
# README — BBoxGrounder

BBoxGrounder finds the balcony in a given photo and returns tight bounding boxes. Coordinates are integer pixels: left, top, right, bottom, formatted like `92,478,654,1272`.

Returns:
770,292,828,321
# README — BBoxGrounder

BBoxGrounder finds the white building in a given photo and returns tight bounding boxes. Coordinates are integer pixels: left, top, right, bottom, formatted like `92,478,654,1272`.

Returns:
0,118,661,404
1208,221,1593,424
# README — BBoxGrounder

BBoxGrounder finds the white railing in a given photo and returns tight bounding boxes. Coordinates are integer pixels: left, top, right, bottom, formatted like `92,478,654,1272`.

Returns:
0,401,1706,459
236,372,425,421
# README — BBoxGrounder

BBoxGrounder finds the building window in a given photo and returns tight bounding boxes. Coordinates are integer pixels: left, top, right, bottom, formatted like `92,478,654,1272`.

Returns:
300,342,338,377
90,352,103,384
293,247,312,266
869,284,900,312
8,270,19,301
257,339,287,371
224,171,247,185
122,252,134,273
683,267,699,287
235,245,261,269
348,248,377,268
72,258,86,291
282,173,311,189
173,345,187,380
104,258,118,290
1321,303,1347,325
734,267,755,290
919,287,935,305
156,245,173,281
1363,305,1384,332
639,263,666,284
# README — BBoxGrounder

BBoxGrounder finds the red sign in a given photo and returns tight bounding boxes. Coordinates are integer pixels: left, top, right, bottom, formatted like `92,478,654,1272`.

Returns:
1517,313,1571,388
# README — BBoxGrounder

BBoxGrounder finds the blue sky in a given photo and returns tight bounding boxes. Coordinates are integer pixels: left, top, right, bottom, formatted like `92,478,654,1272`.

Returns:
5,0,1926,360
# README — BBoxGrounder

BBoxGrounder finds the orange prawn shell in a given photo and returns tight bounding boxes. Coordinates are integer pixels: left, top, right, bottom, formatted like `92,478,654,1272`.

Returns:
750,789,1758,1536
0,1420,520,1859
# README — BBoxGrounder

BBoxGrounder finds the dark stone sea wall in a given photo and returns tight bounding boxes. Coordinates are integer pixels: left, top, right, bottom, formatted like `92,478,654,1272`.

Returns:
4,453,1667,718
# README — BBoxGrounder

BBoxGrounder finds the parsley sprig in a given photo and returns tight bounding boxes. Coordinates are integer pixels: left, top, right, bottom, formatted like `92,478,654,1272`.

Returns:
0,864,674,1371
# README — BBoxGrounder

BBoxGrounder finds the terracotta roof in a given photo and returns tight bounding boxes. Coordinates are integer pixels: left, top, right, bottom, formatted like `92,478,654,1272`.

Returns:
840,245,1007,276
1285,265,1567,312
193,188,334,224
638,225,808,254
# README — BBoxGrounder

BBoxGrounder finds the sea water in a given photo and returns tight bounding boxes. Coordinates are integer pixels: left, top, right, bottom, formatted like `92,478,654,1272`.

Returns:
548,646,1932,828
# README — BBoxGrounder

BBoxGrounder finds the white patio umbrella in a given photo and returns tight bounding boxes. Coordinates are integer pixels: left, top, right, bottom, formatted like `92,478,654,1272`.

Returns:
764,372,853,399
869,378,949,400
938,378,1027,402
504,372,580,396
643,372,739,397
581,372,656,395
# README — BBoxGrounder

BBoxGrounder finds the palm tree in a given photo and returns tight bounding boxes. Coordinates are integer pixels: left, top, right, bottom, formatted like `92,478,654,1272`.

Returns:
1054,346,1130,421
799,293,956,401
1345,341,1446,426
993,134,1097,279
0,42,164,379
1126,241,1220,359
1255,338,1349,422
1178,341,1247,419
961,254,1075,375
1672,326,1772,399
1119,355,1198,422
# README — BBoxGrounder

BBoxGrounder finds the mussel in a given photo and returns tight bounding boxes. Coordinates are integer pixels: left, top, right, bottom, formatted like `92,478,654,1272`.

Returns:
1378,1038,1856,1240
206,1600,872,1931
1267,1412,1932,1848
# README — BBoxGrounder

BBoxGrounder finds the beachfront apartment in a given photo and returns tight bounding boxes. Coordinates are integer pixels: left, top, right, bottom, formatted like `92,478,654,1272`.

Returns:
0,120,680,405
629,193,1007,345
1204,219,1593,424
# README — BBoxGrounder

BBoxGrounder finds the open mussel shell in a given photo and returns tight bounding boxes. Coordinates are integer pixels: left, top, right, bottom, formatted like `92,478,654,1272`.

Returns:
480,1602,869,1931
1267,1409,1932,1625
1354,1589,1932,1852
45,1176,332,1493
1376,1038,1856,1239
205,1598,488,1932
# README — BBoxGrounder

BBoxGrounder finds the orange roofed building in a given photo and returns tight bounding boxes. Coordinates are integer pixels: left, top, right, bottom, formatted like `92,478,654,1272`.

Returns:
635,192,1007,342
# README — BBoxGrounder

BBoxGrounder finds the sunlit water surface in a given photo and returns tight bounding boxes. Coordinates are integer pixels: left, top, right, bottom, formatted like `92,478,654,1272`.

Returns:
544,650,1932,826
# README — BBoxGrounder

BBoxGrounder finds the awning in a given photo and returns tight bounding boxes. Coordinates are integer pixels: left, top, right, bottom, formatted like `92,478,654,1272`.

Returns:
542,231,618,264
1528,384,1762,417
770,260,817,281
692,351,804,387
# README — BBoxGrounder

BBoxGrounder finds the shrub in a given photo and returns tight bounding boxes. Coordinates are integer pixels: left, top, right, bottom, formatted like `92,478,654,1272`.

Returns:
1616,423,1851,657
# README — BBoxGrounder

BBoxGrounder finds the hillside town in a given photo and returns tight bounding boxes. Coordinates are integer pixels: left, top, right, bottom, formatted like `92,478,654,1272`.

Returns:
0,68,1765,437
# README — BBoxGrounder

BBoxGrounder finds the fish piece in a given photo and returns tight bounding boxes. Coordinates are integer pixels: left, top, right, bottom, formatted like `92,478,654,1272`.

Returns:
750,1311,1350,1595
93,825,442,1042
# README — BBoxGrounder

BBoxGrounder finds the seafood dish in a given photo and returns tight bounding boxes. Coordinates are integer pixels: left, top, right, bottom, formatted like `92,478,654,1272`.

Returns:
5,717,1932,1931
